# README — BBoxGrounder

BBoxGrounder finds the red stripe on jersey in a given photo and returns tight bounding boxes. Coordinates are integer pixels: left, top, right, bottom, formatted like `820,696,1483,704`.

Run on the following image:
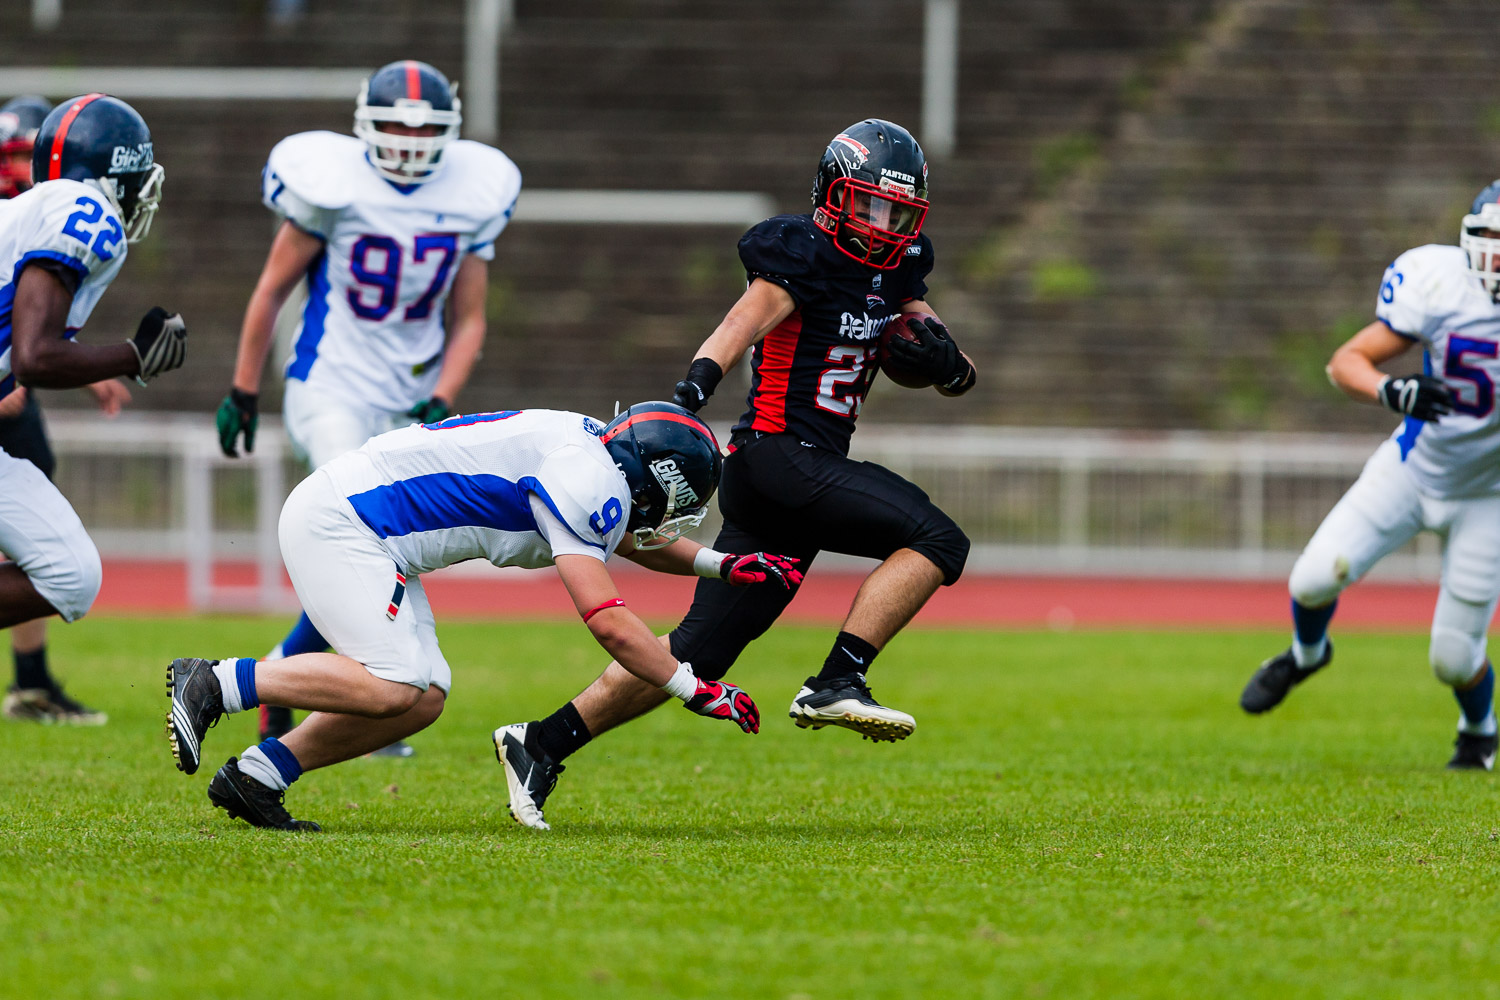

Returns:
47,93,105,181
749,314,802,433
601,412,719,450
405,61,422,100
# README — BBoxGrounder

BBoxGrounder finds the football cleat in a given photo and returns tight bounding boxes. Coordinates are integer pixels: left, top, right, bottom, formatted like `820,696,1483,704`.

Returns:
494,723,563,831
1239,642,1333,715
366,739,416,759
207,757,321,832
1447,731,1498,771
165,657,224,775
788,672,915,742
3,684,107,725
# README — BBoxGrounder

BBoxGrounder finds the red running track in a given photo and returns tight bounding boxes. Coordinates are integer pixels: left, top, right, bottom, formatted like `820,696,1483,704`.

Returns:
93,559,1441,630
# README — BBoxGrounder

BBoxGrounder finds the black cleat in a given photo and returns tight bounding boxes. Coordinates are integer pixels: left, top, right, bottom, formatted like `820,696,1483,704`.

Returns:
1447,731,1498,771
259,705,295,740
166,657,225,775
1239,642,1332,715
788,672,915,742
494,723,563,830
207,757,321,831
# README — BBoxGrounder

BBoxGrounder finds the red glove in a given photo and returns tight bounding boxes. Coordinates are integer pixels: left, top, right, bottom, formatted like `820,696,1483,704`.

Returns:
720,552,804,589
683,678,760,734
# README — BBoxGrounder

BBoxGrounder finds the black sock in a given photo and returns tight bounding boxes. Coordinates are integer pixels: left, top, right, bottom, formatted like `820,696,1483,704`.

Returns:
14,647,50,690
532,702,592,763
817,631,879,682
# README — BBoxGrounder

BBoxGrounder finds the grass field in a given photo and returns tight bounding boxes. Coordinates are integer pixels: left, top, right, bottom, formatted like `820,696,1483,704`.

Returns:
3,616,1498,999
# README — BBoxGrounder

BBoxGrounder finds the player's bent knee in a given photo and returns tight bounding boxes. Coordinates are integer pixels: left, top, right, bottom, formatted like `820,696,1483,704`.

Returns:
1288,551,1346,609
1430,626,1486,687
365,679,425,718
912,513,969,586
29,531,102,623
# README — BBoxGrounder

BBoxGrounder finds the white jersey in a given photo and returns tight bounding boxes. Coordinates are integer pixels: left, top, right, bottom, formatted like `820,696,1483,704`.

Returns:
320,408,631,575
1376,244,1500,498
263,131,521,411
0,179,128,393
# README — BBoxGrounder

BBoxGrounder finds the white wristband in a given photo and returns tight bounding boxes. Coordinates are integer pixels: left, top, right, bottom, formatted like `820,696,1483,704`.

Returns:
692,547,727,579
662,661,698,701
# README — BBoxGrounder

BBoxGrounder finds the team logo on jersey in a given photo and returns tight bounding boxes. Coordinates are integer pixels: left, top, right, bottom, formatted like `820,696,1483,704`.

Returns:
871,273,882,290
582,416,605,436
831,133,869,167
866,294,885,310
649,458,700,508
109,142,153,174
904,243,923,255
838,311,892,341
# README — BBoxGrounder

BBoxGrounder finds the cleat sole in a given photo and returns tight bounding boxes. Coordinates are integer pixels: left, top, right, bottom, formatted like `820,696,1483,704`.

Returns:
789,707,913,742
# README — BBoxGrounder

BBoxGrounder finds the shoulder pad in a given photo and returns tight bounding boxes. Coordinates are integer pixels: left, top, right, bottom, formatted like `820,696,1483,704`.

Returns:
739,215,818,276
265,131,364,211
436,140,522,216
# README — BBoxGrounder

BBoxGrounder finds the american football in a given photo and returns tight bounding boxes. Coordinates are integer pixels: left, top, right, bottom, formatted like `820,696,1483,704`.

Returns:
877,314,935,387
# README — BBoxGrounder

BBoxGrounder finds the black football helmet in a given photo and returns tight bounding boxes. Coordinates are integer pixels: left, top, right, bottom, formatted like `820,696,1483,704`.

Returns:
601,402,723,550
32,94,163,242
811,119,930,269
354,60,461,185
0,96,51,198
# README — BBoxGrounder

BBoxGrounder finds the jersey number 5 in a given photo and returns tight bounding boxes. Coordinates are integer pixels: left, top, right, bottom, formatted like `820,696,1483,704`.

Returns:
348,232,459,322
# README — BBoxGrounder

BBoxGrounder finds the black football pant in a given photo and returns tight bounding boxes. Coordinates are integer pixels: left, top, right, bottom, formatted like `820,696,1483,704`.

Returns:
668,431,969,680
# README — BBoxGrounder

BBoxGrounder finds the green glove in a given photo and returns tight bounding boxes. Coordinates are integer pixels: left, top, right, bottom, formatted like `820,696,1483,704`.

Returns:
407,397,451,425
216,387,258,457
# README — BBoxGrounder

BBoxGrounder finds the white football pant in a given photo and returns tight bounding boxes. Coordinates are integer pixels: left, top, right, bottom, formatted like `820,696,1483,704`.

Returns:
282,378,414,470
0,447,101,622
1289,439,1500,687
278,467,451,693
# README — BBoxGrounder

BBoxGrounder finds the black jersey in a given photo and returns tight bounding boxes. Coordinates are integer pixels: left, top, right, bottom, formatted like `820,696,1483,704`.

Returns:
731,214,934,455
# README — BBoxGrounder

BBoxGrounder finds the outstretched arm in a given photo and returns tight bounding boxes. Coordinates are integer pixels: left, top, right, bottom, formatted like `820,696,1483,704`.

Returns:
11,265,138,388
672,278,796,411
554,554,760,732
616,536,803,589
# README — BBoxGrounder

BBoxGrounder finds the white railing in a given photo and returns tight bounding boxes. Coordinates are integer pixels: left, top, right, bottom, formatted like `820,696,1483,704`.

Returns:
40,412,1421,611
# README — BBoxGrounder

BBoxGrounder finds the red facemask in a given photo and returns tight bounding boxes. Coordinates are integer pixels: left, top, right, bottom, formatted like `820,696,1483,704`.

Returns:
814,175,929,269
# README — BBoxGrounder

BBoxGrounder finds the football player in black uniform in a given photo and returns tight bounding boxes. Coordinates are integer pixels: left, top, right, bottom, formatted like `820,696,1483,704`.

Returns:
497,119,976,828
0,96,133,725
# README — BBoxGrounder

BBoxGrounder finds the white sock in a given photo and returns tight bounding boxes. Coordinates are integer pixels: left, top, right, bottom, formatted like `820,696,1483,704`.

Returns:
239,745,287,790
1292,637,1328,669
1459,708,1498,738
213,659,247,714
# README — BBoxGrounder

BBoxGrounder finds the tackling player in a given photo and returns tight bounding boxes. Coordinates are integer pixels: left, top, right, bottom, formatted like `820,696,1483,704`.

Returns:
165,404,800,831
216,60,521,754
1240,180,1500,770
0,94,187,635
497,119,976,829
0,95,133,725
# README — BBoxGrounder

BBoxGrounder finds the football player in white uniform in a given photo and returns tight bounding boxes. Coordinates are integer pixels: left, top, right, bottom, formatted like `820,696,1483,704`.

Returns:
166,404,802,831
1240,180,1500,771
0,95,133,725
216,60,521,751
0,94,186,635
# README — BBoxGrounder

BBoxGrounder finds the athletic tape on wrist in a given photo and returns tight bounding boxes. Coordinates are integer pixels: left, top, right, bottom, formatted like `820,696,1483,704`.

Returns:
693,547,728,578
582,598,627,623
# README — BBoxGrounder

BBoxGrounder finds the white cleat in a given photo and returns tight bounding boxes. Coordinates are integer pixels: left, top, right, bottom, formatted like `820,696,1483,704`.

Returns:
494,723,563,830
787,672,915,743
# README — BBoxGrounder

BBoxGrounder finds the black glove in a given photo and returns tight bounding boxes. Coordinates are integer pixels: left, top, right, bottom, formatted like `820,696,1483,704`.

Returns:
885,315,965,389
216,387,258,457
407,397,451,424
128,307,187,384
1378,374,1453,422
672,357,724,413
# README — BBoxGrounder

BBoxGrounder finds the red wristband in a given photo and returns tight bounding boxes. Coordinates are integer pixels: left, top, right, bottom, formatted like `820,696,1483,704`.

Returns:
582,598,626,623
